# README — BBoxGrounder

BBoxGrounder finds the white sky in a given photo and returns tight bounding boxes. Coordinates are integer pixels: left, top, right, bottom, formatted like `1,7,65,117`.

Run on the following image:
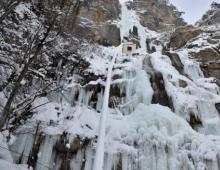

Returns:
170,0,220,24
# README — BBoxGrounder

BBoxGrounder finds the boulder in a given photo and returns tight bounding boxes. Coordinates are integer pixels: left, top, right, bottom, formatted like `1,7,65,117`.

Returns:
179,79,188,88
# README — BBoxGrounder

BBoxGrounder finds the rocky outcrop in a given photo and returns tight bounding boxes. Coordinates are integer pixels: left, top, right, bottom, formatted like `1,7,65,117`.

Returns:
73,0,121,46
188,112,202,130
132,0,186,32
190,48,219,63
26,0,121,46
190,48,220,86
150,71,173,107
169,25,202,49
167,7,220,85
178,79,188,88
143,58,173,109
164,51,184,74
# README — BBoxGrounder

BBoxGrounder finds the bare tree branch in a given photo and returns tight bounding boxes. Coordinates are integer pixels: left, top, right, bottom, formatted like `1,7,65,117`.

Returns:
0,15,57,131
0,0,22,24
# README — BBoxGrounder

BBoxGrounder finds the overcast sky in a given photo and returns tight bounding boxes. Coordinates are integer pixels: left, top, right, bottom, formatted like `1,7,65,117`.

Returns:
170,0,220,24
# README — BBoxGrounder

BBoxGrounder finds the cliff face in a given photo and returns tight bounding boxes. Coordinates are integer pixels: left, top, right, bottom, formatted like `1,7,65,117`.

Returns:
0,0,184,51
168,3,220,87
34,0,121,46
36,0,185,44
73,0,121,46
1,1,220,170
133,0,186,31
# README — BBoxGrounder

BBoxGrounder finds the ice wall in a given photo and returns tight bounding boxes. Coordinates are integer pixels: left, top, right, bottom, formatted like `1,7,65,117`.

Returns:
8,103,220,170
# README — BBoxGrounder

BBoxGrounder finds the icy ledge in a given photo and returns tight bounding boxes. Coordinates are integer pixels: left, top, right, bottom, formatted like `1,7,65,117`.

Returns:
5,102,220,170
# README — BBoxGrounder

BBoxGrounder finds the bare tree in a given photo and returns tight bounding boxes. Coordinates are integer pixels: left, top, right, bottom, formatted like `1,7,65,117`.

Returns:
0,15,57,130
0,0,89,131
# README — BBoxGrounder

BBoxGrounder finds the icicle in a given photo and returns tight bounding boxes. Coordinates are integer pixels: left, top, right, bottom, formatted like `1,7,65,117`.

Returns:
36,135,57,170
10,134,34,164
77,88,93,106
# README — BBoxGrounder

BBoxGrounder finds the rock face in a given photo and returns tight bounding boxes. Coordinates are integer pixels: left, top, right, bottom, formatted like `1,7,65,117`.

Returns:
198,2,220,26
167,3,220,87
132,0,186,32
30,0,121,46
0,0,186,52
73,0,121,46
143,58,173,108
169,25,202,49
194,3,220,86
164,51,184,74
165,3,220,135
190,48,220,85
